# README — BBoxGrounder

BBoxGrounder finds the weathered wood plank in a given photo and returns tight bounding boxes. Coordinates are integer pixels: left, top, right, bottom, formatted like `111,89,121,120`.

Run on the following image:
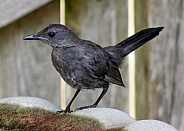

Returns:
134,0,149,120
148,0,184,130
0,0,51,28
0,1,60,106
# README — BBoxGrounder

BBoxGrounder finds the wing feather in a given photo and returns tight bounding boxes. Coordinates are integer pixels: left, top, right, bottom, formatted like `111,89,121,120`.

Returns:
81,44,125,87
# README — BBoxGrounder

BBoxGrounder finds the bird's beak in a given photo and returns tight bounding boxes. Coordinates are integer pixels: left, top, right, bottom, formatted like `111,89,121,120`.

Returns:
23,34,46,40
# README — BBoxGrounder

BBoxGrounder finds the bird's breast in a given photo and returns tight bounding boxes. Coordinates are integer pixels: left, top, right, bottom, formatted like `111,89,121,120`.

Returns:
51,48,84,88
51,48,109,89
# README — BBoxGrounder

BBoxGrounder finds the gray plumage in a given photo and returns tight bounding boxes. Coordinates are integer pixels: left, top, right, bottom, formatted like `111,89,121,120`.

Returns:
24,24,164,113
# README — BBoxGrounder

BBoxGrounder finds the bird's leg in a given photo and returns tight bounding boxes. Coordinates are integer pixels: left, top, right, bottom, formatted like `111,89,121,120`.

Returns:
57,89,81,114
75,87,109,111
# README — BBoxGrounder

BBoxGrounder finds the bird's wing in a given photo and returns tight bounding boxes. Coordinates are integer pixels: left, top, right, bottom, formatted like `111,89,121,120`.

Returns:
82,45,124,87
104,61,125,87
82,50,109,80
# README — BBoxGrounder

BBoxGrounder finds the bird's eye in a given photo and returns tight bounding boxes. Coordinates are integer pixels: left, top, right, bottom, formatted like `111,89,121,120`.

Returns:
48,32,55,37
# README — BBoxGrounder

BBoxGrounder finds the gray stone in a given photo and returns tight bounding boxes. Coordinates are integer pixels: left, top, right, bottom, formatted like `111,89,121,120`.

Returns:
75,108,135,129
124,120,178,131
0,97,178,130
0,96,62,112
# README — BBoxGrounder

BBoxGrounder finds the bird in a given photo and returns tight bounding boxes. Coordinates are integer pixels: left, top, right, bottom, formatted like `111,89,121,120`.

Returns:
23,24,164,113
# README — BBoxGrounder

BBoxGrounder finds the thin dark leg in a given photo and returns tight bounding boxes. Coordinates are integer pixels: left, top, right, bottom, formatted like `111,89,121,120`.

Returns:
58,89,81,113
75,87,109,111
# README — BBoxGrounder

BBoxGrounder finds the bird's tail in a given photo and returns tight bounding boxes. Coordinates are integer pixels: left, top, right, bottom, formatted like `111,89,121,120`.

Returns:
116,27,164,57
104,27,164,66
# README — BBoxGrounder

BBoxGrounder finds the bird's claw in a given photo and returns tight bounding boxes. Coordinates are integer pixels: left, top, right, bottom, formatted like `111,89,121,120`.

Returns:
56,107,73,114
74,104,97,112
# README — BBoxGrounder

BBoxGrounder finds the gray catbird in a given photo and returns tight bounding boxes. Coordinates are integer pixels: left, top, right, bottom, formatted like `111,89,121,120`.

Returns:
24,24,164,113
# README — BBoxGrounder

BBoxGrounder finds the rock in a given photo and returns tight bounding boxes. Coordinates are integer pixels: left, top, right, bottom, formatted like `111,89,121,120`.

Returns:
75,108,135,129
0,97,178,131
124,120,178,131
0,96,62,112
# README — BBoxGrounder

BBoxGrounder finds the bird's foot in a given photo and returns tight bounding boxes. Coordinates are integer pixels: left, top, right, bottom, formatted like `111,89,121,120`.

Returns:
56,106,73,114
74,104,97,112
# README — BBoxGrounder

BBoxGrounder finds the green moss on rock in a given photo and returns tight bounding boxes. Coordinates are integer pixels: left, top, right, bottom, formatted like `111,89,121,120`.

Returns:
0,103,103,130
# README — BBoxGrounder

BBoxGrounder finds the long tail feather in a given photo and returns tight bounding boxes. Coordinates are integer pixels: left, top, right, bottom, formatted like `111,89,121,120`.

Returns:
116,27,164,57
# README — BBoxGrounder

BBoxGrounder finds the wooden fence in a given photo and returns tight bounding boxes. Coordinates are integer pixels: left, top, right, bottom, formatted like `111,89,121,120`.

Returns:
0,0,183,130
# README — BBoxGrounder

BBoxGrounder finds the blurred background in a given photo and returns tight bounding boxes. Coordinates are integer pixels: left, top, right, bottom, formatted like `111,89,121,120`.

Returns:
0,0,183,130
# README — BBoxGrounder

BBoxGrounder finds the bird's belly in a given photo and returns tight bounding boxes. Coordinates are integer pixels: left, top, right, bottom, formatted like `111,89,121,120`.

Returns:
51,56,82,88
53,61,108,89
51,50,109,89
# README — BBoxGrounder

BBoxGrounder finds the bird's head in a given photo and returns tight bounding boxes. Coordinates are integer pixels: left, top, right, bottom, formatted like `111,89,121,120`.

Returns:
23,24,77,48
